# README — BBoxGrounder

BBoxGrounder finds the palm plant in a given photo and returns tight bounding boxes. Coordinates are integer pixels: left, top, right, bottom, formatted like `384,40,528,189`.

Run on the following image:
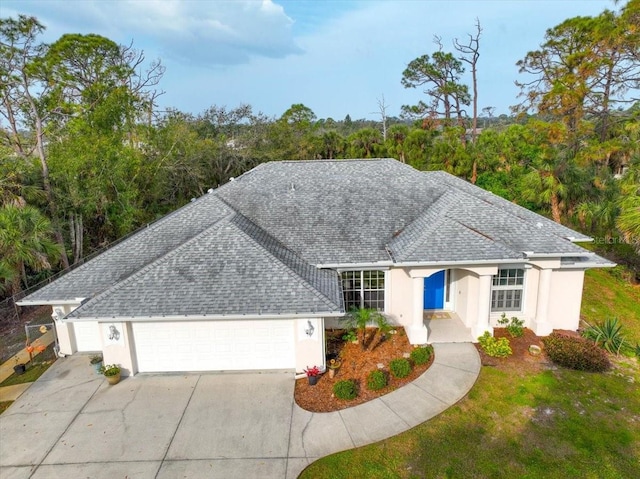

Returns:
345,308,384,351
582,318,626,355
616,159,640,252
0,205,61,295
368,314,392,351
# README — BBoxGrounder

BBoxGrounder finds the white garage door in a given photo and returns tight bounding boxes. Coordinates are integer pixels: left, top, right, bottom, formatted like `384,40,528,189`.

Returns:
73,321,102,351
132,320,295,372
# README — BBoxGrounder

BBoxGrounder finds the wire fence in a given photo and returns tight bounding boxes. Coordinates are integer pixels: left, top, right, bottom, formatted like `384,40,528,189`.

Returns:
0,300,51,363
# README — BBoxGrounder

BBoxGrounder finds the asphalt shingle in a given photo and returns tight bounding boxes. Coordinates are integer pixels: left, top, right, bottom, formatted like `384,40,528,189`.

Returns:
20,158,607,318
67,213,343,318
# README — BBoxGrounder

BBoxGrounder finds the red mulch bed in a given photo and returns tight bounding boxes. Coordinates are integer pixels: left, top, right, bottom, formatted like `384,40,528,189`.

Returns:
295,327,549,413
294,327,433,413
475,327,548,373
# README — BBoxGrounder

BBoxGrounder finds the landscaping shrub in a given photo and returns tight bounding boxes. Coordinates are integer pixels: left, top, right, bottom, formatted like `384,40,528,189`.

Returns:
497,313,524,338
410,345,433,365
366,370,387,391
341,329,357,343
582,318,626,355
478,331,512,358
543,332,611,372
333,379,357,400
390,358,412,378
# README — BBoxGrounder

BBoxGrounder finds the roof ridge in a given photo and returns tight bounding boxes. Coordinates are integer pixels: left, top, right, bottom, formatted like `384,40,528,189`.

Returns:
277,158,388,164
230,214,343,312
388,190,459,259
68,210,238,317
432,171,591,241
26,193,228,300
454,220,523,258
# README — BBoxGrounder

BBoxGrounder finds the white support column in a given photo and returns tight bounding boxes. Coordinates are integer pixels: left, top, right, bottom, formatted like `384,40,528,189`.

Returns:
533,268,553,336
472,274,493,339
51,306,74,355
406,276,428,344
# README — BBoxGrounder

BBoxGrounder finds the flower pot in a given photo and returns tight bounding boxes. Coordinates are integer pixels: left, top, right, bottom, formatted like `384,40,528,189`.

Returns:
13,364,26,375
92,361,103,374
106,372,121,385
308,375,319,386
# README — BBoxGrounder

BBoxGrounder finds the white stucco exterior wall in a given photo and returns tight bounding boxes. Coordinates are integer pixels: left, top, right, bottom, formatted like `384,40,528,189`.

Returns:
51,304,81,356
455,271,477,328
100,321,135,376
387,268,414,329
547,269,586,331
295,318,325,374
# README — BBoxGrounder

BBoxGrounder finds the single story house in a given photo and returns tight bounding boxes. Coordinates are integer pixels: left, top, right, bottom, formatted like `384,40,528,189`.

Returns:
18,158,613,375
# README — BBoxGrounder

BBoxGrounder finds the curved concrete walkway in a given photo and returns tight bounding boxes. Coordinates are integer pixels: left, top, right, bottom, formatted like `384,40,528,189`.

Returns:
289,342,481,476
0,342,480,479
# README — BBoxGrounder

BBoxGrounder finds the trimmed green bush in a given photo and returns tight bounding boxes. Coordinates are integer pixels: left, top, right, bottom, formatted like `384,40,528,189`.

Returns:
333,379,357,400
390,358,412,378
543,332,611,372
366,370,387,391
478,331,512,358
410,345,433,365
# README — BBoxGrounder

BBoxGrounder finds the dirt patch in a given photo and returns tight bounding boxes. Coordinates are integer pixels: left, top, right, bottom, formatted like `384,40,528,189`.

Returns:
294,328,433,413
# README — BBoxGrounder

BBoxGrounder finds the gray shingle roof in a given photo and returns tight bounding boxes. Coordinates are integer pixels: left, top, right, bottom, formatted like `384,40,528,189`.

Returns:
23,194,233,303
20,158,608,318
216,159,441,265
67,212,343,319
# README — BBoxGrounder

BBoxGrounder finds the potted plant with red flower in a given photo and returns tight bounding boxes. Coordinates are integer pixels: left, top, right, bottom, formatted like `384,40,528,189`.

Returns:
304,365,321,385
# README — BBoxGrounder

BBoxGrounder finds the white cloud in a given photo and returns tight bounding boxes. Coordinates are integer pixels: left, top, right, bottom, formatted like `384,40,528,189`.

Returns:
115,0,303,65
3,0,303,66
3,0,615,119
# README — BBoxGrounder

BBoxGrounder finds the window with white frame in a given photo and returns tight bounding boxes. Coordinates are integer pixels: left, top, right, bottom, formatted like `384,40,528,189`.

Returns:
491,268,525,312
341,270,385,311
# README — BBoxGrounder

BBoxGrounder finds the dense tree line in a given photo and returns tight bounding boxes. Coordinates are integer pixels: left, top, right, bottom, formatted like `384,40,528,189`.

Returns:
1,1,639,298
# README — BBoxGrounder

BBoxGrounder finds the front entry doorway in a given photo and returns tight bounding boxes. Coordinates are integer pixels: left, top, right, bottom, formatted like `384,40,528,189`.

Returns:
424,270,446,309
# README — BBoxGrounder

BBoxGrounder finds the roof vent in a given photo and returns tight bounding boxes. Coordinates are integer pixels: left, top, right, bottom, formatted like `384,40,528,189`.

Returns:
229,177,235,182
207,188,214,194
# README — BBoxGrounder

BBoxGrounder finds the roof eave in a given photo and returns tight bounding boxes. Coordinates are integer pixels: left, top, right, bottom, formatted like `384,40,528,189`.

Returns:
315,261,394,269
64,311,345,322
525,252,593,258
567,236,593,243
559,261,616,270
393,258,526,267
16,298,86,307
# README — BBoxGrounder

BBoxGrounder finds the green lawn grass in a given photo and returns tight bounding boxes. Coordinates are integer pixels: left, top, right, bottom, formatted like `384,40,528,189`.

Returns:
0,360,55,388
301,363,640,479
301,269,640,478
581,267,640,346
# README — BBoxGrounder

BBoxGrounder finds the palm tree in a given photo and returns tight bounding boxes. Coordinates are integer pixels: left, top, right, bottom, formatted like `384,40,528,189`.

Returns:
0,205,61,295
616,160,640,252
346,308,386,351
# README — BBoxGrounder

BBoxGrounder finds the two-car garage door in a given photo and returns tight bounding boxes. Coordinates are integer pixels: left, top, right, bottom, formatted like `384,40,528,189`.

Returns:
132,319,296,373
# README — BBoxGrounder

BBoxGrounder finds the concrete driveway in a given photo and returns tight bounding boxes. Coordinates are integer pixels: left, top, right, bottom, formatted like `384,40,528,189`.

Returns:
0,343,480,479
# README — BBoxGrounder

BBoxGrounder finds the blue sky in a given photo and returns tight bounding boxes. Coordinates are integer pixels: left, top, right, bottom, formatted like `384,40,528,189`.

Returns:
2,0,616,121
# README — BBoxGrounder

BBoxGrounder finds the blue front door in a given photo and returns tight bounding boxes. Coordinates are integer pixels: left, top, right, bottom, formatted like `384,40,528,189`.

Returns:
424,270,445,309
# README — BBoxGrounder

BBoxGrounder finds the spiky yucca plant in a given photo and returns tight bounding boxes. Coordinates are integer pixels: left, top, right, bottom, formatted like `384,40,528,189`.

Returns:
582,318,626,355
